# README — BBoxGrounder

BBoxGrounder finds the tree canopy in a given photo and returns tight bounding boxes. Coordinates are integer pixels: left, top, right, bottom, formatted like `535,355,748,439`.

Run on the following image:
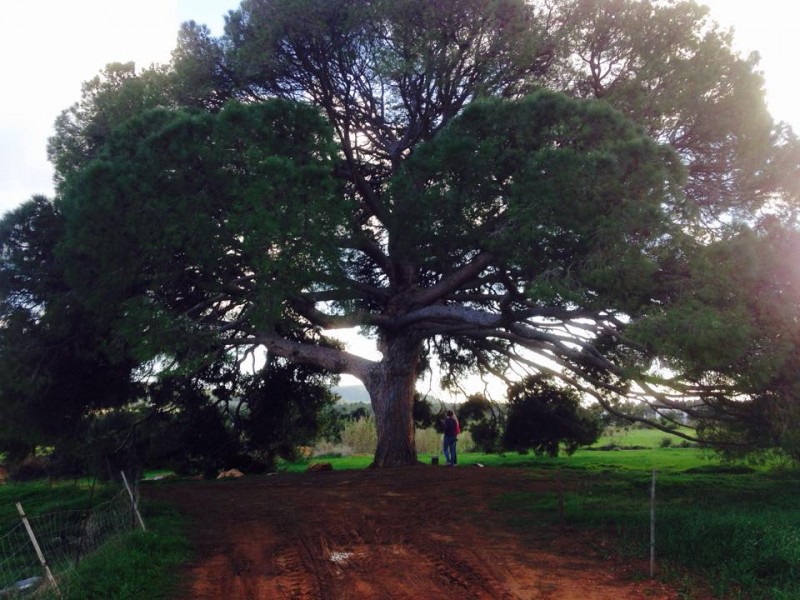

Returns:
0,196,141,460
3,0,800,467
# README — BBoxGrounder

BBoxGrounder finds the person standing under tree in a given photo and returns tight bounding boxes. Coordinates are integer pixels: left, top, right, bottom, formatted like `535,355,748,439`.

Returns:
443,410,460,466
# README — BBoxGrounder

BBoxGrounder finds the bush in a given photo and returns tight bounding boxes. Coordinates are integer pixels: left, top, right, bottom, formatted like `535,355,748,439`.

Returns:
502,376,602,456
470,420,501,453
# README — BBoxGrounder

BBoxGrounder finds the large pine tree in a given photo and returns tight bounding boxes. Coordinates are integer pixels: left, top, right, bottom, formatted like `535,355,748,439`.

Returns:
6,0,798,466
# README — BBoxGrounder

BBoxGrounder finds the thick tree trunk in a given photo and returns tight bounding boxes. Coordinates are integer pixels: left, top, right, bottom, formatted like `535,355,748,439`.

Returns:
365,333,421,468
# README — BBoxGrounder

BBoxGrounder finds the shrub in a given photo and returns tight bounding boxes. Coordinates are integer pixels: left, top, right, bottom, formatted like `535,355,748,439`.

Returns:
413,394,436,429
416,427,475,455
470,420,502,453
502,376,602,456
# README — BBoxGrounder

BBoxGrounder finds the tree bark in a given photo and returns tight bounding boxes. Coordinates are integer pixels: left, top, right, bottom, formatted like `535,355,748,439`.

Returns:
365,333,422,468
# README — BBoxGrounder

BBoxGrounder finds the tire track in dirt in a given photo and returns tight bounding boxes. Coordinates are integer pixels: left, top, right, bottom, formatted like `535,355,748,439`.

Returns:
273,543,321,599
146,467,681,599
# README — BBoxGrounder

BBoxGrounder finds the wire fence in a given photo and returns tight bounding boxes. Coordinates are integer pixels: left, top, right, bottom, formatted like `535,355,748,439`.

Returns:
0,475,143,598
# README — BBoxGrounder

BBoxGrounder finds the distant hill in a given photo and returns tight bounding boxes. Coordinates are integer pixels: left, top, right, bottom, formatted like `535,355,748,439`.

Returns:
332,385,453,409
332,384,371,404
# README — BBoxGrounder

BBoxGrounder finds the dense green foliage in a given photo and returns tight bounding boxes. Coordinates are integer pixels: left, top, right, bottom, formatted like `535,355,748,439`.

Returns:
0,197,141,463
1,0,799,468
456,394,504,453
503,376,602,456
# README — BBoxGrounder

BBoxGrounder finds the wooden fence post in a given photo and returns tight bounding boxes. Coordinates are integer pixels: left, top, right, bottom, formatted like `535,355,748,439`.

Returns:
121,471,146,532
16,502,61,598
650,469,657,578
557,468,565,528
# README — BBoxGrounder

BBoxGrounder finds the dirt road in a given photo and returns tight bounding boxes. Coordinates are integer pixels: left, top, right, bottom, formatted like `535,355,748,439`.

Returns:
146,465,679,599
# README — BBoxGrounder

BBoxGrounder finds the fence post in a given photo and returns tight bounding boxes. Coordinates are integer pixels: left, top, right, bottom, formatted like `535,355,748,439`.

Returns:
557,468,565,528
16,502,61,598
75,476,98,567
121,471,146,532
650,469,657,578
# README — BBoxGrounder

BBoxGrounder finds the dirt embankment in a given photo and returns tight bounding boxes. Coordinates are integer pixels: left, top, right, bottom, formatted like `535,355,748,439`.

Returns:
146,466,680,600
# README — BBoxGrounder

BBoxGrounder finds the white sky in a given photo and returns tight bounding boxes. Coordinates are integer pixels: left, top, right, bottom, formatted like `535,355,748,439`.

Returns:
0,0,798,398
0,0,236,216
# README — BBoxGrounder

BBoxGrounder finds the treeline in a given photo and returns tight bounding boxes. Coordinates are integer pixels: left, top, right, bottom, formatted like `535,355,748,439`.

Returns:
4,373,617,481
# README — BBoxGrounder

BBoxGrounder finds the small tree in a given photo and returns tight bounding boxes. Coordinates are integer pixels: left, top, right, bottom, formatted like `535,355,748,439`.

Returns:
503,376,602,456
239,358,340,466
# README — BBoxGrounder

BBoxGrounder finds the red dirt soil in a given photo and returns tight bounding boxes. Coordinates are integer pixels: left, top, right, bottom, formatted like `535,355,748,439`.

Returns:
145,466,681,599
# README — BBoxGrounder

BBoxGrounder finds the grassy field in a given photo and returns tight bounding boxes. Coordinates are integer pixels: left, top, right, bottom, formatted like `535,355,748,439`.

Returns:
0,479,190,599
299,427,715,472
2,429,798,599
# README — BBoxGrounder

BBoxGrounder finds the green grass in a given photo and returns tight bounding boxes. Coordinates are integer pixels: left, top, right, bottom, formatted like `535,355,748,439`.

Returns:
282,438,716,473
51,502,191,600
280,454,375,472
0,479,119,530
486,468,800,598
594,426,694,448
483,456,800,599
0,480,191,600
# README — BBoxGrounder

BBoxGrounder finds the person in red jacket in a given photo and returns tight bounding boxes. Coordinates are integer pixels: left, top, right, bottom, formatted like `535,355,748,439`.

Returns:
442,410,460,466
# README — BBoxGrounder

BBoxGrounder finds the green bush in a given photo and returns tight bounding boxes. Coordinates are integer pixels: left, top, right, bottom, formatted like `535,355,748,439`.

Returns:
503,376,601,456
470,420,501,453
